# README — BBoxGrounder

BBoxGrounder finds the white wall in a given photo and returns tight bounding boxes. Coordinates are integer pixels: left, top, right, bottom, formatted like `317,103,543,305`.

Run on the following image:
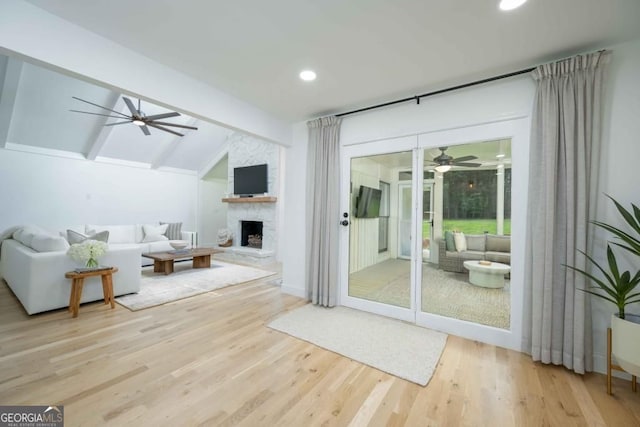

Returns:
0,149,197,232
280,122,308,298
0,0,290,146
592,38,640,374
198,179,228,246
281,37,640,374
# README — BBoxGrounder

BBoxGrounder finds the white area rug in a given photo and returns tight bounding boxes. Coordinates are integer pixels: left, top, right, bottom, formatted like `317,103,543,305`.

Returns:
268,305,447,386
116,261,276,311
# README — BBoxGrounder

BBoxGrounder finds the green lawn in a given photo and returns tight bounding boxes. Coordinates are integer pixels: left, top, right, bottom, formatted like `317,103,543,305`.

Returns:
422,219,511,236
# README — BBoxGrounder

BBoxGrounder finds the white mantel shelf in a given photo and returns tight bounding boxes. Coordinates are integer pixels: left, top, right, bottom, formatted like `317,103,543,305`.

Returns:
222,196,277,203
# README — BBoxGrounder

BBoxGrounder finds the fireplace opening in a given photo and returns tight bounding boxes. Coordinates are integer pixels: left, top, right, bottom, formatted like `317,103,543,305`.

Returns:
240,221,263,249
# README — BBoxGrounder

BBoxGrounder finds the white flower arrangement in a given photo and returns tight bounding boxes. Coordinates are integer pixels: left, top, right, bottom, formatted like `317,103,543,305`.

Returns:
67,239,108,267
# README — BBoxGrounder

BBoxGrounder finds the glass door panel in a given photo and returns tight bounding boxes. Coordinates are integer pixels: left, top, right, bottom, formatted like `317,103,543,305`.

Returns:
420,140,512,331
347,151,413,310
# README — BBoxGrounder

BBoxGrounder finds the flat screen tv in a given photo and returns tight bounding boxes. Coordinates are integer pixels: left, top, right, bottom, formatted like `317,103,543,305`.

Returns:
234,164,268,196
355,185,381,218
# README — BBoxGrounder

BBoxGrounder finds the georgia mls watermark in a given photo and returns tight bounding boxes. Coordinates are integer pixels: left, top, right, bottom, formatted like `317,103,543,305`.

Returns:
0,405,64,427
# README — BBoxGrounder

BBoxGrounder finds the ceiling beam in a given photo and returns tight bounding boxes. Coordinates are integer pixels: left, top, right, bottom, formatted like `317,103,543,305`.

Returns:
0,57,23,148
85,92,121,160
151,118,199,169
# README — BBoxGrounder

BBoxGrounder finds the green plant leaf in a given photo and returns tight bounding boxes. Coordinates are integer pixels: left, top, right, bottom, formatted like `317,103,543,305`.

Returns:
607,194,640,234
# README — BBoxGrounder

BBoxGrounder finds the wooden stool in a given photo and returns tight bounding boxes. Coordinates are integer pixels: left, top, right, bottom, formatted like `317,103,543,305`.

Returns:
65,267,118,318
607,327,637,395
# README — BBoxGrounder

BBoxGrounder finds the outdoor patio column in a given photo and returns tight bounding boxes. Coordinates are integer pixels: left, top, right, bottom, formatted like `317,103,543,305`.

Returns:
496,166,505,235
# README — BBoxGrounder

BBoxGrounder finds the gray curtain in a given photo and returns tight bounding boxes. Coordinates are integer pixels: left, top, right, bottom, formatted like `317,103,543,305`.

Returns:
524,51,610,374
307,116,342,307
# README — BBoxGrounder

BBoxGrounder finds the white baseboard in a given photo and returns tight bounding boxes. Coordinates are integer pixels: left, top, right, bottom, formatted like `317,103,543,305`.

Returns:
280,284,307,299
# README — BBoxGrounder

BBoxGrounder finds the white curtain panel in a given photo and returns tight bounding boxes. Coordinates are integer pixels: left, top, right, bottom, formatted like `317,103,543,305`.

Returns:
306,116,342,307
524,51,610,374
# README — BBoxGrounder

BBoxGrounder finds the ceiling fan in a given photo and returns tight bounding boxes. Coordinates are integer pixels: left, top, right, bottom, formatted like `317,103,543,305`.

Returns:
427,147,481,172
70,96,198,137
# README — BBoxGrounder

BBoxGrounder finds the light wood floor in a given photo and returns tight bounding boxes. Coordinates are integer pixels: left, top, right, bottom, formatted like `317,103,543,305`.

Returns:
0,266,639,426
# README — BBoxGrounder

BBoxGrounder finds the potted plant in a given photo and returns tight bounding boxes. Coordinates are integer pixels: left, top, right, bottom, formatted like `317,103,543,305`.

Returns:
566,196,640,377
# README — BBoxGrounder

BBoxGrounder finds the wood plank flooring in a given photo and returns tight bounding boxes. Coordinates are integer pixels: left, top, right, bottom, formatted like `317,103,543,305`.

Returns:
0,265,639,426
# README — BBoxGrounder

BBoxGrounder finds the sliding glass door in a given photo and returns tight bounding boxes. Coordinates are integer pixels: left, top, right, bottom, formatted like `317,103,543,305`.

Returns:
339,119,527,351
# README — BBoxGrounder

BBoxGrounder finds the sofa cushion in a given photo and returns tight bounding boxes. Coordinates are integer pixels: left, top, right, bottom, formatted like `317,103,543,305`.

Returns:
453,232,467,252
486,251,511,264
13,226,46,248
458,250,485,261
444,231,456,251
14,226,69,252
466,234,486,252
486,235,510,252
86,225,136,244
161,222,183,240
32,234,70,252
142,224,169,242
67,229,109,244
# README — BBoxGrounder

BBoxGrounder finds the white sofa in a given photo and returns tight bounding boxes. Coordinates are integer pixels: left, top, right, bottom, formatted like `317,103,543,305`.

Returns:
0,223,196,315
77,224,197,266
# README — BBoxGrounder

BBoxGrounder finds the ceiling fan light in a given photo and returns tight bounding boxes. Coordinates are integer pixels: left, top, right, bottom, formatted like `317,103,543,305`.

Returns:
132,119,145,126
435,165,452,173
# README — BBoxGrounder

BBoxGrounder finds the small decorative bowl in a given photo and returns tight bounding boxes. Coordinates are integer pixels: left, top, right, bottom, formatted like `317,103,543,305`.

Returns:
169,240,189,250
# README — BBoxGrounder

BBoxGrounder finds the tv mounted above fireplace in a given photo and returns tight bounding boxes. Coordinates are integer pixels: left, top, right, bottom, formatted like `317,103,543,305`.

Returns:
233,164,268,196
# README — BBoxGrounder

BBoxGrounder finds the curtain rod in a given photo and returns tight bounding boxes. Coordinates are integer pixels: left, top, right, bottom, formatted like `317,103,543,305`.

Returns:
335,67,536,118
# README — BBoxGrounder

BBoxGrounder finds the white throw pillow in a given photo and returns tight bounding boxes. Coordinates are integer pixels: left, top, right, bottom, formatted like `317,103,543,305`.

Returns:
31,234,70,252
86,225,136,244
142,224,169,243
453,232,467,252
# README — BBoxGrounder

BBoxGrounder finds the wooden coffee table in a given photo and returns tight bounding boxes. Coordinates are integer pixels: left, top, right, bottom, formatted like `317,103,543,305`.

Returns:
142,248,222,275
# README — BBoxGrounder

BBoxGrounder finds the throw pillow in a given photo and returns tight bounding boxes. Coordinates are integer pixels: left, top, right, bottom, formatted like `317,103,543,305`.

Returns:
444,230,456,251
31,234,70,252
142,224,169,243
486,235,511,252
160,222,182,240
453,232,467,252
465,234,486,252
67,229,109,244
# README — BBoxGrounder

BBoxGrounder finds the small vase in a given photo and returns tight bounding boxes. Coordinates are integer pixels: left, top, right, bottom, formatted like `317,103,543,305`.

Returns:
86,258,99,268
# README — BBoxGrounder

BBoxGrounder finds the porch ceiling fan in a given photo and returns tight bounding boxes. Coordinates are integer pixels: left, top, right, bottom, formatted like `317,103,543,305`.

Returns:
427,147,481,172
70,96,198,137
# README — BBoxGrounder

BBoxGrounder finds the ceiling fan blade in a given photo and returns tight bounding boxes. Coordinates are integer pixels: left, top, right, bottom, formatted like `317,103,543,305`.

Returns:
69,109,131,120
145,112,180,121
453,162,482,167
150,121,198,130
141,125,151,136
146,122,184,137
71,97,130,118
452,155,478,162
104,120,133,126
122,97,139,116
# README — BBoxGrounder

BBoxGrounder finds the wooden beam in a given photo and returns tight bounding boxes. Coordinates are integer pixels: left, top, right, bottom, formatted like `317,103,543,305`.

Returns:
0,57,23,148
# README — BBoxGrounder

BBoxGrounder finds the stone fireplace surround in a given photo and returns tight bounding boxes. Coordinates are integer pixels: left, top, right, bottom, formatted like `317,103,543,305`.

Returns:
217,133,279,265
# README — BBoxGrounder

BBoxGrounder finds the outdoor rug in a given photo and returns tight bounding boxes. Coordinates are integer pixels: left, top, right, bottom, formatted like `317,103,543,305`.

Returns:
268,304,448,386
116,260,276,311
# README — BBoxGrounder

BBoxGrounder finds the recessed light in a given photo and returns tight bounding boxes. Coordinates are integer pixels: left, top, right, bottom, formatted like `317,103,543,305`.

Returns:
299,70,317,81
499,0,527,11
496,153,505,158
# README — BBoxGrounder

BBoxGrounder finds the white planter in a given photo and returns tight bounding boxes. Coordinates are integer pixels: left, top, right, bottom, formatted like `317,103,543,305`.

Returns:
612,313,640,377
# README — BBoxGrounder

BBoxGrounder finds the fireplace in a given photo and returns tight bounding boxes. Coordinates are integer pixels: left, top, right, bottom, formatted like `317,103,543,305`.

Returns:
240,221,263,249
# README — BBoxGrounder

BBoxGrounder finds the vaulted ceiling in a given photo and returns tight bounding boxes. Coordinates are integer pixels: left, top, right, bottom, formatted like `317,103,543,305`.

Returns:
0,55,234,174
